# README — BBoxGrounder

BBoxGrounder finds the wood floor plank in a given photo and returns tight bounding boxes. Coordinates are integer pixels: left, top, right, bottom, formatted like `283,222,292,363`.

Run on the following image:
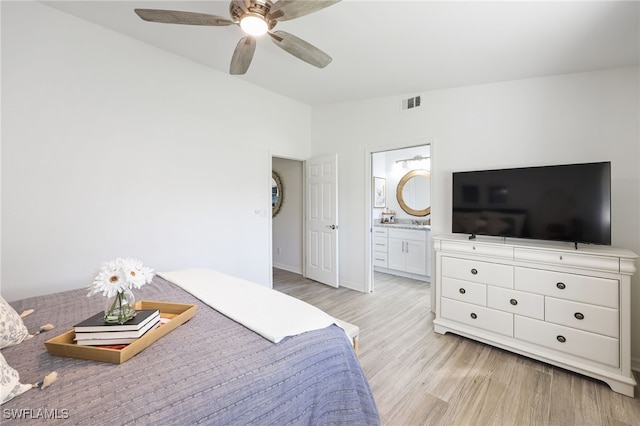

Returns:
547,369,578,425
434,346,509,425
273,268,640,425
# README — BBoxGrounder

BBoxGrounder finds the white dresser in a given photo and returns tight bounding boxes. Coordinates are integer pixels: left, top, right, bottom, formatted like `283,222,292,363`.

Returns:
374,225,430,281
433,234,637,397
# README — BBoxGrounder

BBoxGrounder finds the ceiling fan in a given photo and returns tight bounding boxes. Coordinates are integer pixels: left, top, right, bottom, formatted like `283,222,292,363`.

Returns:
134,0,341,75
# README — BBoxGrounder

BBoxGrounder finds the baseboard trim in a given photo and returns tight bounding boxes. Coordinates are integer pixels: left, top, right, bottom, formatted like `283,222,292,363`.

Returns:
272,263,302,275
374,266,430,282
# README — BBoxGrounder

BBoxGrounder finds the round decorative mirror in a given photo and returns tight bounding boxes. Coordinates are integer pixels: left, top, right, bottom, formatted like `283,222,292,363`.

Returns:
396,169,431,216
272,171,283,217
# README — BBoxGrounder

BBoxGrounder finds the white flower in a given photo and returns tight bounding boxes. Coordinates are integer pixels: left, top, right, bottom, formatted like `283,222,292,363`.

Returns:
121,258,154,289
87,258,154,298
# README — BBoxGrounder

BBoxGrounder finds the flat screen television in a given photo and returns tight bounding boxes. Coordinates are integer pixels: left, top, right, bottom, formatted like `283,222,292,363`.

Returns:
452,162,611,245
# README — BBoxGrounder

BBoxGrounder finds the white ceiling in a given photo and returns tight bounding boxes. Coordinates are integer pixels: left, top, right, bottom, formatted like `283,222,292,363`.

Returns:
42,0,639,106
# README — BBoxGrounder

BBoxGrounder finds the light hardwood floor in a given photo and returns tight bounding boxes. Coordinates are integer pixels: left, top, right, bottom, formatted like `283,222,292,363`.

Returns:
273,268,640,426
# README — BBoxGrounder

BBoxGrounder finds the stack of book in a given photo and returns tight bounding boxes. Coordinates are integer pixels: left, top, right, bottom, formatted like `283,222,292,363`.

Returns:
73,309,160,346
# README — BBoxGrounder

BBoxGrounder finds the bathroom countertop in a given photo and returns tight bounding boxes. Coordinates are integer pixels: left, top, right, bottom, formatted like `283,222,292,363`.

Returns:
374,223,430,230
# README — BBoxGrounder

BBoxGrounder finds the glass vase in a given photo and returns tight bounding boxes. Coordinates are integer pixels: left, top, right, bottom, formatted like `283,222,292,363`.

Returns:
104,289,137,324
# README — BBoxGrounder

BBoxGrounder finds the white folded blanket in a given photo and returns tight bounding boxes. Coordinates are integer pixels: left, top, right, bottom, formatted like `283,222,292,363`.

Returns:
157,269,340,343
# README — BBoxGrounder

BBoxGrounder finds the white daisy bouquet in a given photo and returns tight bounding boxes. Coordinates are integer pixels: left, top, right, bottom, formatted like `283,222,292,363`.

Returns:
88,258,154,323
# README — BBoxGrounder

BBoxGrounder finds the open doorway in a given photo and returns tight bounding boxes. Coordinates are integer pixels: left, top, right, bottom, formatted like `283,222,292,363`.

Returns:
271,154,339,289
272,157,304,276
370,144,432,293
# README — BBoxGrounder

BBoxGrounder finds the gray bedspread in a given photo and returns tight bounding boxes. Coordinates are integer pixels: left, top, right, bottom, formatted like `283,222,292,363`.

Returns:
2,277,380,425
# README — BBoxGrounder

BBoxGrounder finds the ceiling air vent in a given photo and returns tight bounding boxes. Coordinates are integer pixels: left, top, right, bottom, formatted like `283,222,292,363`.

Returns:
401,95,421,111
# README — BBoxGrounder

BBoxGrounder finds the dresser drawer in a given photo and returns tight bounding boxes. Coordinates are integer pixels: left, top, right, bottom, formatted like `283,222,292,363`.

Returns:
374,236,388,251
514,316,619,367
441,298,513,336
442,256,513,288
441,240,514,259
515,267,618,308
442,277,486,306
373,227,388,237
486,286,544,320
514,248,619,272
373,252,388,268
545,297,618,338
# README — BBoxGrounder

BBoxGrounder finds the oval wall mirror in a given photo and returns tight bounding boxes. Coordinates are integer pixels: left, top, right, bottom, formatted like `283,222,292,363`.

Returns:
272,171,283,217
396,169,431,216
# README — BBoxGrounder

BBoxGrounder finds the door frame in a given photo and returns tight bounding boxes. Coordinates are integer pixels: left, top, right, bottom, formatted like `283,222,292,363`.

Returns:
269,152,339,289
364,138,434,294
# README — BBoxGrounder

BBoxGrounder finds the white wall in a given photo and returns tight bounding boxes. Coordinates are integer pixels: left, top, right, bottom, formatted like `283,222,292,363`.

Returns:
1,1,311,301
272,157,303,274
311,67,640,359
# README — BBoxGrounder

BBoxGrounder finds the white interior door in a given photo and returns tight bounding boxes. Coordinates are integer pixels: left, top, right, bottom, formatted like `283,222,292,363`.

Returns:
304,154,338,287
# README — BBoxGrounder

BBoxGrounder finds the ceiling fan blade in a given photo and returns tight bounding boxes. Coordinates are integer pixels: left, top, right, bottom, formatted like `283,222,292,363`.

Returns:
134,9,235,26
230,36,257,75
267,0,341,22
269,30,332,68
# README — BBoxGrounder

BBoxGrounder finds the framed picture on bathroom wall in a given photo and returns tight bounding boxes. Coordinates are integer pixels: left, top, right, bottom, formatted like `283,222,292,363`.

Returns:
373,177,386,208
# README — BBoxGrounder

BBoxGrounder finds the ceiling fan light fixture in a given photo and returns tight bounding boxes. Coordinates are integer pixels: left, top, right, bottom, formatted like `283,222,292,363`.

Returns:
240,14,268,36
134,0,341,74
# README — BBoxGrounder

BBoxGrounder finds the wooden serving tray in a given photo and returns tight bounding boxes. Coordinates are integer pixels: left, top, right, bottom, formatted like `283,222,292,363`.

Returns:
44,300,197,364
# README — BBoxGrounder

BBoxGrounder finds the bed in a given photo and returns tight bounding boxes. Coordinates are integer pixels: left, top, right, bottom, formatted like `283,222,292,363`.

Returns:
1,270,380,425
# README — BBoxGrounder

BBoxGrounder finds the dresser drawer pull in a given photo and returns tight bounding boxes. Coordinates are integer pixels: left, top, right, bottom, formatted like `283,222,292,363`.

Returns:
459,288,466,294
509,299,518,306
556,335,566,343
556,282,566,290
574,312,584,320
470,268,478,275
470,313,477,319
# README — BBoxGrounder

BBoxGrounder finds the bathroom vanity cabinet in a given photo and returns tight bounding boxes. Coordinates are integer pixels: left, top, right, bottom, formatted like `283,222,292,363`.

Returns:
374,225,430,281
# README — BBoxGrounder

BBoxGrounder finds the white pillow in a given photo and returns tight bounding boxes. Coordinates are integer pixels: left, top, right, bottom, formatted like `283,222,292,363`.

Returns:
0,352,31,405
0,295,31,349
